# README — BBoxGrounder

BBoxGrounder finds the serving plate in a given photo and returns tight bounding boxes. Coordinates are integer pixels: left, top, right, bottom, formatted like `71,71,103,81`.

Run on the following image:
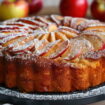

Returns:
0,84,105,105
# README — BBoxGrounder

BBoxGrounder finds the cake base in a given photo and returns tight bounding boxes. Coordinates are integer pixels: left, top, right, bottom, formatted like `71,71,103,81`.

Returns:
0,84,105,105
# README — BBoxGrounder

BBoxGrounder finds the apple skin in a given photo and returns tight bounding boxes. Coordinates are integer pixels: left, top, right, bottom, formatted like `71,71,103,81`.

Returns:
91,0,105,21
59,0,88,17
26,0,43,14
0,0,29,21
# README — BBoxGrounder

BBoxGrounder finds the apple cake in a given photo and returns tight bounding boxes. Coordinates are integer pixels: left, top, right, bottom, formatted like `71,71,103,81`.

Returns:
0,15,105,92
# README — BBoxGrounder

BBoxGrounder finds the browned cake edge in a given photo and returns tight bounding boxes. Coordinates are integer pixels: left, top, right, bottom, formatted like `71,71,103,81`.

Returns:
0,50,105,92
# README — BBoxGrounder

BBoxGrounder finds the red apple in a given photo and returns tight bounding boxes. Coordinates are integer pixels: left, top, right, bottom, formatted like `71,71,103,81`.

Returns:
59,0,88,17
91,0,105,21
0,0,29,20
26,0,43,14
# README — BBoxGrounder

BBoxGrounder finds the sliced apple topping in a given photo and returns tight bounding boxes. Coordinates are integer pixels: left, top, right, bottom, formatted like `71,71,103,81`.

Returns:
0,33,27,47
83,24,105,31
4,21,39,30
49,32,56,42
0,28,28,34
78,20,100,31
79,34,104,51
63,38,94,60
34,39,49,51
70,18,87,29
46,40,69,59
55,31,68,41
61,16,72,26
47,24,58,32
40,33,50,40
8,40,35,55
17,18,46,27
35,40,61,56
6,37,27,50
58,26,79,38
50,15,63,25
5,33,37,50
2,18,18,25
35,16,53,25
0,25,27,30
0,32,26,40
82,30,105,42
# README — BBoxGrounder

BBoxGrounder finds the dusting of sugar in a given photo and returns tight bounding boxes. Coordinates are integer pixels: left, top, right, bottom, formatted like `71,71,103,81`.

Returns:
64,38,94,60
50,15,61,25
35,40,61,56
48,40,69,58
82,30,105,36
58,26,79,34
0,33,26,44
62,16,72,26
11,40,34,53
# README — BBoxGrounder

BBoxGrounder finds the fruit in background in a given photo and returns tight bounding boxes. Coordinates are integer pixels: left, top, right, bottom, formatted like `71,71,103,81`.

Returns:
0,0,29,21
26,0,43,14
59,0,88,17
91,0,105,21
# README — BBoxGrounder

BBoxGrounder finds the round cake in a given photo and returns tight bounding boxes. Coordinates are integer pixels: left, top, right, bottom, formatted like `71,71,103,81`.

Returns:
0,15,105,92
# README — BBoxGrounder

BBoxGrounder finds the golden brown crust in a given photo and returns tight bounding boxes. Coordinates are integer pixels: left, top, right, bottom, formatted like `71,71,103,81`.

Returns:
0,54,103,92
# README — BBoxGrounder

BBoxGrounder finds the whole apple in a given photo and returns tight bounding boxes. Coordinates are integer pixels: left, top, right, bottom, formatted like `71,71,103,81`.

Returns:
91,0,105,21
26,0,43,14
0,0,29,20
60,0,88,17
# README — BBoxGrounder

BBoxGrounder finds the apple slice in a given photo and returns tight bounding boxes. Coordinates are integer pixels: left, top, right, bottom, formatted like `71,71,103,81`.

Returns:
63,38,94,60
2,18,18,25
35,16,51,25
34,39,49,51
0,32,26,40
17,18,46,27
0,33,26,47
0,28,28,34
35,17,58,32
70,18,87,29
5,33,36,49
0,25,22,30
40,33,50,40
55,31,68,41
83,23,105,31
8,40,35,55
82,30,105,42
47,24,57,32
50,15,63,25
61,16,72,26
47,40,69,59
7,36,27,50
58,26,79,38
49,32,56,42
0,25,29,32
36,40,61,56
78,20,100,31
4,21,38,30
79,34,104,51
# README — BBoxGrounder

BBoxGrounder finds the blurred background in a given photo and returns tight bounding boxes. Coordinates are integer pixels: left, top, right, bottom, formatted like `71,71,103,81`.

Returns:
40,0,93,15
0,0,105,21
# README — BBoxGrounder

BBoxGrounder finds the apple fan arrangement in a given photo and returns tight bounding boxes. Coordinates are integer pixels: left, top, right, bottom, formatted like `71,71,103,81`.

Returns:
0,0,105,21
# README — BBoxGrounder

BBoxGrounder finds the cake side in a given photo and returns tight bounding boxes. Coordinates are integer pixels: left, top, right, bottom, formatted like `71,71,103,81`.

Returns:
0,53,103,92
